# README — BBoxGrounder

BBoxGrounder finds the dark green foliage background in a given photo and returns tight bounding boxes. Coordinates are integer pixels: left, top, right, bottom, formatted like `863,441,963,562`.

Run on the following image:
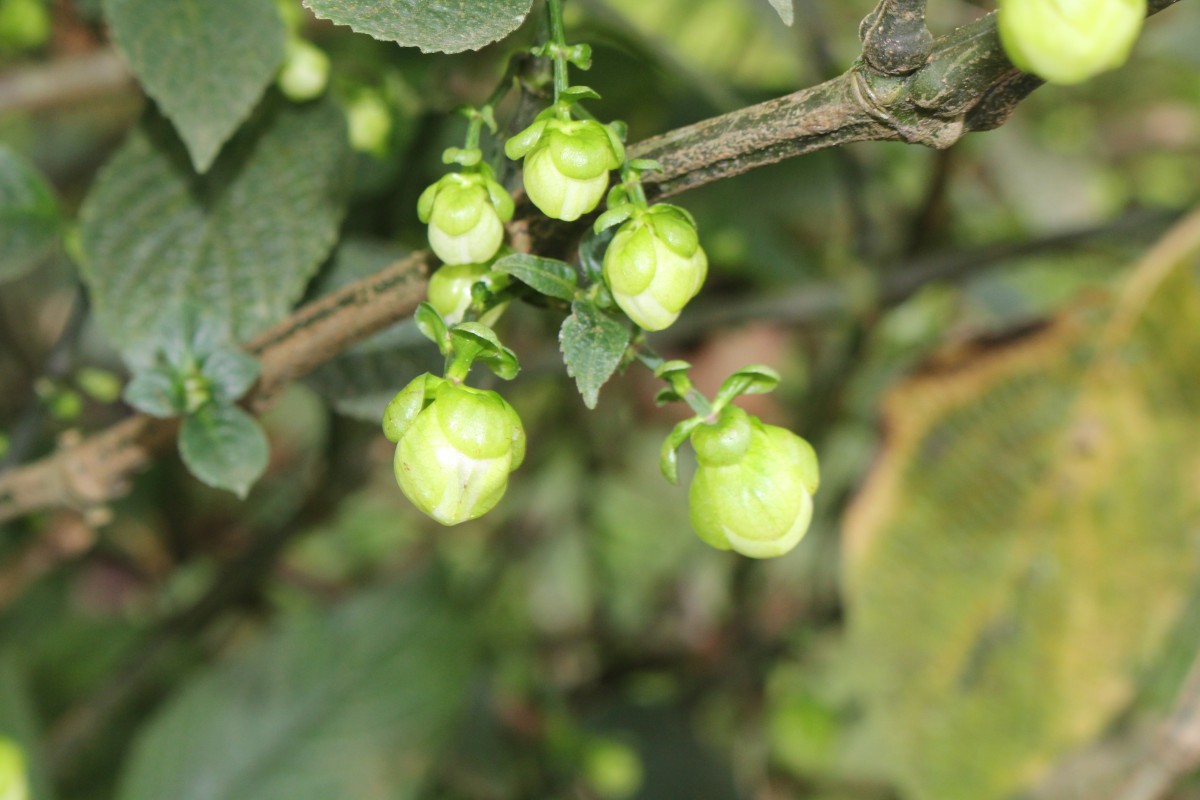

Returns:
1,1,1200,799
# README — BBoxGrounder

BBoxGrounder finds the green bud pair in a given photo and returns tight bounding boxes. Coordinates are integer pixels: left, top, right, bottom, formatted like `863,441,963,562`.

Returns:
688,406,819,559
506,113,624,222
603,204,707,332
418,172,514,266
997,0,1146,85
383,374,525,526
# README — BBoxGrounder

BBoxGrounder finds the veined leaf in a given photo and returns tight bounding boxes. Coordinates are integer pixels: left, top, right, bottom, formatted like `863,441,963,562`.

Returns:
767,0,793,26
560,301,630,409
843,212,1200,800
79,97,349,359
494,253,578,302
116,574,477,800
103,0,286,173
0,145,59,283
302,0,533,54
179,404,269,498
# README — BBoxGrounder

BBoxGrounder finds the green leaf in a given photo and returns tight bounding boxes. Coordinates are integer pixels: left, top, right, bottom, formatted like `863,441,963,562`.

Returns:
493,253,578,302
178,403,269,498
560,301,631,410
115,573,477,800
203,347,261,403
844,216,1200,800
0,145,59,283
767,0,793,26
301,0,533,54
79,98,349,359
102,0,286,173
124,366,185,418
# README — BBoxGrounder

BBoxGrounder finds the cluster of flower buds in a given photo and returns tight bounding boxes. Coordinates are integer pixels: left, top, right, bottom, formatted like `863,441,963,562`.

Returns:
385,11,820,559
997,0,1146,84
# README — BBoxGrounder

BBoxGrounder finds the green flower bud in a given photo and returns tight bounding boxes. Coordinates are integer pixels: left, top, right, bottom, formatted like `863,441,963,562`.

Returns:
505,117,624,221
428,261,488,325
346,90,392,156
384,375,525,526
0,738,28,800
277,37,330,101
688,406,819,559
603,205,707,331
418,173,514,266
997,0,1146,85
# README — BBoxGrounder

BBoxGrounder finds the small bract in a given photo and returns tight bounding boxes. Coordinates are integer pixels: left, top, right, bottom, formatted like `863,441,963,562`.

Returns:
418,172,514,265
383,374,525,526
603,205,707,331
688,406,819,559
997,0,1146,85
506,115,624,222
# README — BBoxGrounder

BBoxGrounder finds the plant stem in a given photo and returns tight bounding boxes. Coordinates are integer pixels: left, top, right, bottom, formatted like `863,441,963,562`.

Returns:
621,163,650,208
634,347,714,419
546,0,571,116
464,115,483,151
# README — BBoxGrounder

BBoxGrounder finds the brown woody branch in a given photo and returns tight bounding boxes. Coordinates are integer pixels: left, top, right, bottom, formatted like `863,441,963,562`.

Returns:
0,0,1186,525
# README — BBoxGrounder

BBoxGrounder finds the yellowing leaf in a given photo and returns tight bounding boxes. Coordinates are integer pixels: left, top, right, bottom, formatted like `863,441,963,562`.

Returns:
843,210,1200,800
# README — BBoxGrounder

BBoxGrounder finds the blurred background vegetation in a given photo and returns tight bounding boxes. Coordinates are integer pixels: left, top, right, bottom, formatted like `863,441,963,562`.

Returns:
1,0,1200,798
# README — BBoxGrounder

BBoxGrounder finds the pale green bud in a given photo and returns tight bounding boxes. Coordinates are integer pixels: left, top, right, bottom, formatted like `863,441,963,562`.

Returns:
603,205,707,331
427,262,489,325
346,90,392,155
277,38,330,102
0,0,49,51
688,406,819,559
385,376,525,526
418,174,514,266
997,0,1146,85
505,117,623,221
0,738,28,800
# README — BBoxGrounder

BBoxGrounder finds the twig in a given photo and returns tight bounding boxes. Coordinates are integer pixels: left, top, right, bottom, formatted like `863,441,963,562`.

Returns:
0,254,430,524
0,48,132,116
631,1,1181,197
0,0,1189,525
657,209,1182,345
